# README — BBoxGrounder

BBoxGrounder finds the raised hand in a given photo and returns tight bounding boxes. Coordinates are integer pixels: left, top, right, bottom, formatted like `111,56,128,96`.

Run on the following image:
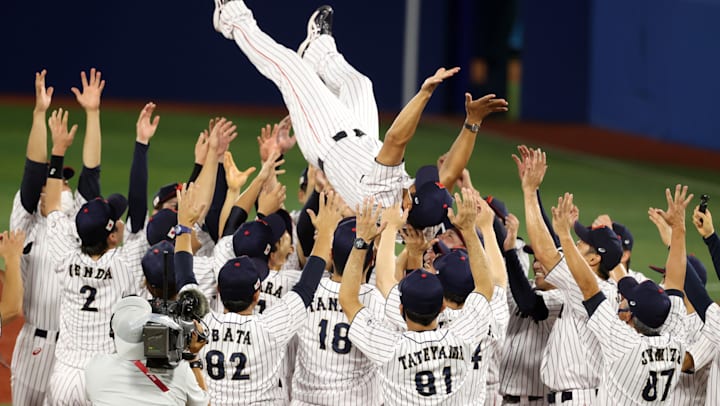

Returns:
211,117,237,158
475,195,495,230
421,67,461,93
194,130,209,165
503,213,520,251
258,123,281,162
658,184,694,228
592,214,613,228
48,108,78,155
177,182,206,226
258,182,287,215
648,207,672,247
513,147,547,192
356,197,386,242
381,202,407,232
693,206,715,238
276,115,296,153
256,150,286,183
70,68,105,112
465,92,509,124
136,102,160,145
307,190,345,235
551,193,578,236
34,69,54,113
0,230,26,260
448,188,478,231
223,151,256,191
401,224,434,257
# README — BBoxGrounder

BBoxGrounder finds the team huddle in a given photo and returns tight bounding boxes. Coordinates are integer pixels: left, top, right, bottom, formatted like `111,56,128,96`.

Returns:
1,1,719,405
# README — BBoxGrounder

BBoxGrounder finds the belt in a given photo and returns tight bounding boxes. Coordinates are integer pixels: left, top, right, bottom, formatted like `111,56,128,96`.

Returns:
503,394,545,403
547,389,598,404
317,129,366,170
34,328,59,340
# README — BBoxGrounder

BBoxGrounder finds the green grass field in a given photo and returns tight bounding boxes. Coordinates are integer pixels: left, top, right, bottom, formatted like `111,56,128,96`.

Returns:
1,102,720,299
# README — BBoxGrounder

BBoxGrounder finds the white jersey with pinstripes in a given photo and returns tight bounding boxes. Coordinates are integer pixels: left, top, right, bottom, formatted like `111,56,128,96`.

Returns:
350,292,492,406
698,303,720,405
541,257,618,392
484,286,510,399
200,291,307,405
45,210,146,369
671,312,709,405
216,1,412,209
499,286,563,398
292,279,384,405
588,291,686,405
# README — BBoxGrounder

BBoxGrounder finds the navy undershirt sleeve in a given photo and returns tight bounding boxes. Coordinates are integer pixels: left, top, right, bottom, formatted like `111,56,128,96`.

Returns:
292,255,327,307
204,164,227,243
188,163,202,183
504,248,549,321
684,261,713,322
223,207,249,237
20,159,47,214
174,251,197,290
582,291,606,318
703,233,720,282
297,190,320,257
127,142,149,233
77,165,101,201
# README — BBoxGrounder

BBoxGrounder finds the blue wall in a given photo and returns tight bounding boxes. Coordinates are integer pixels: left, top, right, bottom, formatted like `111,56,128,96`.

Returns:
0,1,449,113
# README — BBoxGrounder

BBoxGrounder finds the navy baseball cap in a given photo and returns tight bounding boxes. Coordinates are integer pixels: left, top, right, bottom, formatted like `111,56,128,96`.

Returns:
612,222,634,251
618,277,671,329
232,214,286,278
152,182,182,210
399,269,444,315
218,256,262,303
485,196,509,220
75,194,128,246
434,249,474,299
332,217,373,273
141,241,176,293
146,208,178,246
408,166,453,229
273,209,293,243
573,221,623,271
649,255,708,286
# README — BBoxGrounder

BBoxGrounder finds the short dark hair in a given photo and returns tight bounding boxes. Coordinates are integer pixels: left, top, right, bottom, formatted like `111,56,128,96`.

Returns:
146,283,178,301
586,245,611,280
81,224,116,256
223,298,253,313
402,308,440,327
443,291,467,306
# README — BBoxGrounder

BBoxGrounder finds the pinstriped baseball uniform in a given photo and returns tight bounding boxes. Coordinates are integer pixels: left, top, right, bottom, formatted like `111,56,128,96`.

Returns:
701,353,719,406
188,255,218,305
671,312,709,405
587,292,686,404
350,292,493,405
485,286,510,406
541,258,619,402
215,1,412,209
10,191,83,406
200,291,308,405
44,211,146,405
499,287,563,402
291,279,384,405
698,303,720,405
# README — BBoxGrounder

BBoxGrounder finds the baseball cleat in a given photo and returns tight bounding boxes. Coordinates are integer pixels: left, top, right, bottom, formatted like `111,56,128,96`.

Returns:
297,5,334,57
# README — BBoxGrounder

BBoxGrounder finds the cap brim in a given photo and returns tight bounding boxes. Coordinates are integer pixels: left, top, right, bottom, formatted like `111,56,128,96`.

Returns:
107,194,128,220
263,213,287,243
248,256,270,281
573,221,591,244
617,276,639,300
648,265,666,275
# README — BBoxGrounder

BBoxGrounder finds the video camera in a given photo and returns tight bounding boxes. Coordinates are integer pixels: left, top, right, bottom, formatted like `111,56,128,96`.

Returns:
141,251,208,369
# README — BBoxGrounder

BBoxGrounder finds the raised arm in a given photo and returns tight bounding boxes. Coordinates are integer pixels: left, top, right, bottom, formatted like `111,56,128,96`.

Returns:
20,70,53,214
72,69,105,200
45,109,78,215
127,102,160,233
340,197,385,322
376,202,406,298
438,92,508,187
659,185,693,291
692,207,720,277
474,193,507,288
174,182,206,289
513,146,562,270
451,188,494,301
376,67,460,166
0,230,27,325
217,151,256,238
551,193,598,300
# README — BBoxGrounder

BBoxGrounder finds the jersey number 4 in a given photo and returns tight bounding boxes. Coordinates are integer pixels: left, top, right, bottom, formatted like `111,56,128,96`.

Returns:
318,319,351,354
642,368,674,401
206,350,250,380
415,367,453,396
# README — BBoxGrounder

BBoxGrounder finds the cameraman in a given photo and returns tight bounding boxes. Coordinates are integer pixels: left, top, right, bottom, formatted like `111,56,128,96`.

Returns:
84,295,209,405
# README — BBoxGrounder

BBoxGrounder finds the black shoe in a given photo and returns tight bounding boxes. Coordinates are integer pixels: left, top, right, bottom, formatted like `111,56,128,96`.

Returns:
297,5,334,57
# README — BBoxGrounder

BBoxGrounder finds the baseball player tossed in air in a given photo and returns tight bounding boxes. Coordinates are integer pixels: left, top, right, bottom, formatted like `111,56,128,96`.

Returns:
340,190,496,405
550,186,691,404
10,69,105,406
173,187,345,405
211,0,507,213
42,109,147,405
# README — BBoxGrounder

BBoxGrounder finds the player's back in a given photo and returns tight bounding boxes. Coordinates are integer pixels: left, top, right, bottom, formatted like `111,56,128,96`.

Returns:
292,279,383,405
201,292,306,405
256,270,302,314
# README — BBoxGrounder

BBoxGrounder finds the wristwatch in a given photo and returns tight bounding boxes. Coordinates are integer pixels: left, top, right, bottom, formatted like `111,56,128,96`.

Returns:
173,224,193,236
189,360,203,370
463,121,480,133
353,237,370,250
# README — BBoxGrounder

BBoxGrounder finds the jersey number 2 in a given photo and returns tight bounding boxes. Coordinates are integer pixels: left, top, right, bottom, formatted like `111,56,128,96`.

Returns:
80,285,98,312
642,368,674,401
